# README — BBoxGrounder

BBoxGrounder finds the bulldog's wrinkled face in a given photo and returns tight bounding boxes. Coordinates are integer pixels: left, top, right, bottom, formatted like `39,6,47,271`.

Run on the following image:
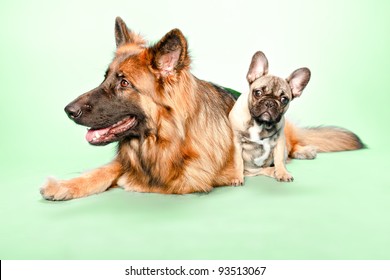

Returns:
246,51,311,127
249,75,292,126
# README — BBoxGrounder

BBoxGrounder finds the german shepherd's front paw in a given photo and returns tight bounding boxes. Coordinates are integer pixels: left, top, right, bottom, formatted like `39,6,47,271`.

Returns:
231,176,244,186
40,177,75,201
274,170,294,182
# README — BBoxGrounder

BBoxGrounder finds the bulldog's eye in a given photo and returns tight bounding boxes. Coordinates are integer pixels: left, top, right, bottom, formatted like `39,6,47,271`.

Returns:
120,79,130,88
253,89,262,97
281,96,289,105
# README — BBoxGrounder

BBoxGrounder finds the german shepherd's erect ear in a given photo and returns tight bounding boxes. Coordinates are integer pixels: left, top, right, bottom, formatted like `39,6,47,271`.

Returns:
115,17,145,47
149,29,190,78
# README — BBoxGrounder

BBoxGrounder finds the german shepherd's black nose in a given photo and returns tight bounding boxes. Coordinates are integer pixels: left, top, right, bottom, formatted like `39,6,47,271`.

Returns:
65,104,82,119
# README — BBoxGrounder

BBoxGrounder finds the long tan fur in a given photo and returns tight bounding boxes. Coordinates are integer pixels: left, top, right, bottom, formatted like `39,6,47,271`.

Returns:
40,19,240,200
285,121,364,159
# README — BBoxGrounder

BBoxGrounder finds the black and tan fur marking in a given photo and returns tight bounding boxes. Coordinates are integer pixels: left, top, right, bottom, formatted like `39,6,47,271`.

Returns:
40,17,241,200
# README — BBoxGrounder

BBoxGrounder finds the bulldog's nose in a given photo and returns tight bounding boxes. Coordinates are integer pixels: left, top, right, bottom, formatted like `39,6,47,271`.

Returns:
264,100,276,109
65,104,82,119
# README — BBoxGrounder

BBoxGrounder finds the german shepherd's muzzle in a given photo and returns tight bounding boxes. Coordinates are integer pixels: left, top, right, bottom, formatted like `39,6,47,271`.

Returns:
64,78,145,145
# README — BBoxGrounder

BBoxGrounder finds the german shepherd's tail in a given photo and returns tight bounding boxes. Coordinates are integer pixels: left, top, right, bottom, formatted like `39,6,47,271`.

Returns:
285,121,365,158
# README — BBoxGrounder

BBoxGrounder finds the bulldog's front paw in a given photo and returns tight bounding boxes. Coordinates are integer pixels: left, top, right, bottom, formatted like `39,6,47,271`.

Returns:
291,145,317,160
274,170,294,182
40,177,75,201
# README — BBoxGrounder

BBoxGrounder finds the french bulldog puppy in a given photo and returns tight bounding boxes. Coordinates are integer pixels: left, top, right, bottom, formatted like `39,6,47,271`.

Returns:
229,51,311,184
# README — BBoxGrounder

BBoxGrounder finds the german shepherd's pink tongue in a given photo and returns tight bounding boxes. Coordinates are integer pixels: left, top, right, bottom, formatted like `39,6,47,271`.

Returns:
85,116,137,145
85,127,111,143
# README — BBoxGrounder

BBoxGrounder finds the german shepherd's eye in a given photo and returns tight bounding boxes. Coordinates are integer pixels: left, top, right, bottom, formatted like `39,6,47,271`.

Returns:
253,89,262,98
281,96,289,105
120,79,130,88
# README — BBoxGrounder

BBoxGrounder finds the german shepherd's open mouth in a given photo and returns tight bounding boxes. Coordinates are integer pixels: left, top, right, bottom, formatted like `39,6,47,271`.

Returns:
85,115,138,145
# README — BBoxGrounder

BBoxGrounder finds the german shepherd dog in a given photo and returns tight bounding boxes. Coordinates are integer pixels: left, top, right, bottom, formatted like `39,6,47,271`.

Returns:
40,17,363,200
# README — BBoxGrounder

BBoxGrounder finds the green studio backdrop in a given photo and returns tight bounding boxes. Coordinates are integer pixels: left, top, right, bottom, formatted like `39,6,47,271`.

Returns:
0,0,389,259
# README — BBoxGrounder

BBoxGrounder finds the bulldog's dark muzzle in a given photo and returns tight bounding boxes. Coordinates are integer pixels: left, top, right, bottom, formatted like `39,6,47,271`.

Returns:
250,98,281,125
263,99,277,109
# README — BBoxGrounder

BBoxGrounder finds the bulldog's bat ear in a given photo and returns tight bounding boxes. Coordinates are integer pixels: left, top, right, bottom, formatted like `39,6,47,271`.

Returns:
149,29,190,78
286,68,311,98
115,17,145,47
247,51,269,84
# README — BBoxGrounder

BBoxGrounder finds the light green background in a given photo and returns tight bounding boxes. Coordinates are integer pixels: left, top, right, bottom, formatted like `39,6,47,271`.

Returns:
0,0,389,259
